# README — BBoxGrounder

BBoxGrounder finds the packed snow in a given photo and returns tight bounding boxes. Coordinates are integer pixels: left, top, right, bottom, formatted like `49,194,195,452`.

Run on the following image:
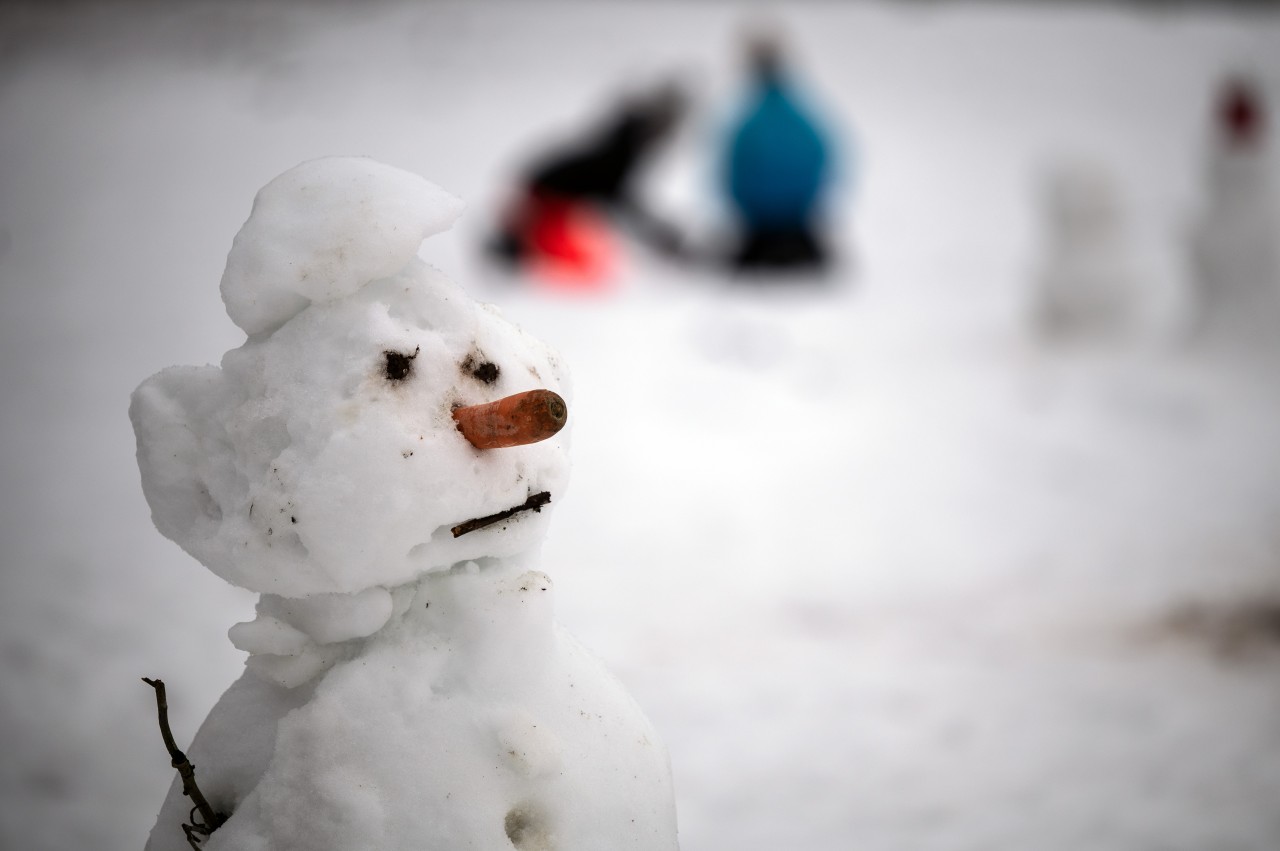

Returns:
2,3,1280,851
219,157,465,336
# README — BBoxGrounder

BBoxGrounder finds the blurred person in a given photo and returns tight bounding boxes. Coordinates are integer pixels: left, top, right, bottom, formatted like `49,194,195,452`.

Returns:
487,82,687,288
721,29,836,274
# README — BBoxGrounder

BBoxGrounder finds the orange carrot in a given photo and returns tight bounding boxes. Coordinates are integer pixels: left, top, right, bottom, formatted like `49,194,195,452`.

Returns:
452,390,567,449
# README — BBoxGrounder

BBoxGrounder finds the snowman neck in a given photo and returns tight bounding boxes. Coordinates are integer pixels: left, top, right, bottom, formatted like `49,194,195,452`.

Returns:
391,550,547,619
240,550,549,689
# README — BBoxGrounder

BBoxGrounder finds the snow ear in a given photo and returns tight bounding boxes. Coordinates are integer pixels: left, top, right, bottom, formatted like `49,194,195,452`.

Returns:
130,365,234,553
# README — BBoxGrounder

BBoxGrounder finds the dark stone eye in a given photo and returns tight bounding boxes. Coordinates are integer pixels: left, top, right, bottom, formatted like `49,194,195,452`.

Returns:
461,354,500,385
471,361,500,384
384,347,419,382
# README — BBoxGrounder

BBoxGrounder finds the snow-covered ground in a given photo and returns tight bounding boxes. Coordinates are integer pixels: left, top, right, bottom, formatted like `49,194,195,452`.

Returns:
3,2,1280,849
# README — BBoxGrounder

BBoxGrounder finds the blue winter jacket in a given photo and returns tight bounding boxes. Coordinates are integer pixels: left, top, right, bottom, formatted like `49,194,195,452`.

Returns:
726,75,831,231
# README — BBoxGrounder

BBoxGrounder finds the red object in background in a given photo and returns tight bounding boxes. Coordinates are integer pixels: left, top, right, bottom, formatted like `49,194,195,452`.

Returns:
1219,79,1266,149
521,193,619,292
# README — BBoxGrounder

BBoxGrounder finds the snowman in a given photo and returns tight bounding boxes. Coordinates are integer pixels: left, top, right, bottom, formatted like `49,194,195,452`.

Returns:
131,157,678,851
1031,157,1146,341
1189,75,1280,340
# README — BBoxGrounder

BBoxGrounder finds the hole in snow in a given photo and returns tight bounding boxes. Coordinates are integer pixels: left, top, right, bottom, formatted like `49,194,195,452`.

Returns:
504,803,552,851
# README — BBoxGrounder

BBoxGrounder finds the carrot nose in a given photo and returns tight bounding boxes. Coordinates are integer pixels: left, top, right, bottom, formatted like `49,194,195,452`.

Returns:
452,389,568,449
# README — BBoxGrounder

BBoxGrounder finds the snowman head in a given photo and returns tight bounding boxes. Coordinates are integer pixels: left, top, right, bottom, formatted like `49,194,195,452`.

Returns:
131,158,572,597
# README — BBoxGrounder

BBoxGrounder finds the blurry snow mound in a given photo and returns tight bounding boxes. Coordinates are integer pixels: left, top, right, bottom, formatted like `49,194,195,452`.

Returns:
132,156,570,598
1032,158,1149,342
221,157,466,336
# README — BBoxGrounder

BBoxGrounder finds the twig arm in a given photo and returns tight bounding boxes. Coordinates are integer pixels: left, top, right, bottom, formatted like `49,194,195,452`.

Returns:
142,678,227,841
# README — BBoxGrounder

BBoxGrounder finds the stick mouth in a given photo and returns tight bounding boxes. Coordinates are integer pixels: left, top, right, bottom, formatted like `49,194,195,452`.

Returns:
452,390,567,449
451,491,552,538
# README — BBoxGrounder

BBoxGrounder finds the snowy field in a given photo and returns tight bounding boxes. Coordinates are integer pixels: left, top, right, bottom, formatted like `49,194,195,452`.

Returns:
3,2,1280,849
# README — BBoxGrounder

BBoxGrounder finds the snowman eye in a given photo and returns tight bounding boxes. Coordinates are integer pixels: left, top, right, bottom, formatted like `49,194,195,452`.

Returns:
471,361,500,385
383,347,419,382
461,354,500,385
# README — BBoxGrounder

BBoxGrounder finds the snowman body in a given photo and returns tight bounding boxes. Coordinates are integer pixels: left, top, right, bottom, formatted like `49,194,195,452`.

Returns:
133,158,677,851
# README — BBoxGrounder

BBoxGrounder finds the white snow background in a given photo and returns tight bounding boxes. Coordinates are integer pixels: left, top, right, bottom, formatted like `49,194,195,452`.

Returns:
3,2,1280,849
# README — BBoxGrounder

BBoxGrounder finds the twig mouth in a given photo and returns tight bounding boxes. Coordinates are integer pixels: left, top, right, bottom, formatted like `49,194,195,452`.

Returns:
451,491,552,538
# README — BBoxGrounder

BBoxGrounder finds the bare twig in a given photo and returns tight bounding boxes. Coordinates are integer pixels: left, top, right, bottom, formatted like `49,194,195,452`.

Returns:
451,491,551,538
142,678,227,846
